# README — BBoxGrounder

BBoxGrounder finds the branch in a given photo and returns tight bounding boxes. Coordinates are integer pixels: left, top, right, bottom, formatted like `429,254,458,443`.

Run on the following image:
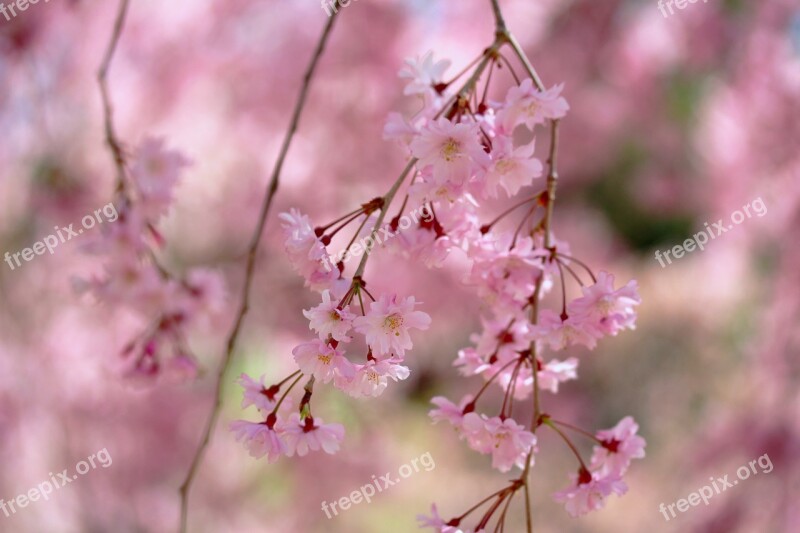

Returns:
177,11,341,533
486,2,563,532
97,0,132,199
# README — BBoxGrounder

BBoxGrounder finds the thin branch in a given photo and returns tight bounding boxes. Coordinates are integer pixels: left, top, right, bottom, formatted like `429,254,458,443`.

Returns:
97,0,132,199
178,12,341,533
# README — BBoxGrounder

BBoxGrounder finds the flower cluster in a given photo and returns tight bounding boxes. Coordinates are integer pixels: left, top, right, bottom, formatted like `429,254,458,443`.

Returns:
230,204,432,458
77,137,225,381
380,49,646,530
230,32,644,530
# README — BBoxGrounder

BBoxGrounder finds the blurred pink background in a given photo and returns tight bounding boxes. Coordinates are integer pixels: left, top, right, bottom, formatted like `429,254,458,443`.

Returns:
0,0,798,531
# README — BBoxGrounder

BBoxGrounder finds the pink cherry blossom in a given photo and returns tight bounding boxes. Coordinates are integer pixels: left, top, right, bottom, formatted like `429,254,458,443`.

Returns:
291,340,355,384
590,416,646,476
280,414,345,457
429,395,474,427
568,271,641,336
533,309,603,351
129,136,190,220
410,118,489,185
482,136,543,198
352,294,431,356
537,357,579,393
229,419,287,463
497,80,570,132
279,208,339,291
383,111,420,147
237,373,277,413
337,357,411,398
399,51,450,97
302,289,356,342
461,413,536,472
553,469,628,518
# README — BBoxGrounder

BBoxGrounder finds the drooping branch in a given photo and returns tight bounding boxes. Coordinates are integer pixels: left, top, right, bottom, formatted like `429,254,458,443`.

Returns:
177,10,341,533
97,0,132,199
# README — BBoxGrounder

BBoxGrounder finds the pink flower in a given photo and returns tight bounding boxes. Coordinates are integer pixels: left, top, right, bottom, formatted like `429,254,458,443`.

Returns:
568,271,641,336
590,416,646,477
429,395,473,427
533,309,603,351
229,419,287,462
468,233,545,308
399,51,450,97
537,357,579,393
129,137,190,220
292,340,355,384
352,294,431,356
279,209,339,291
553,469,628,518
497,80,569,132
453,347,490,376
417,503,447,529
177,268,227,322
482,136,543,198
237,373,277,413
337,357,411,398
302,290,356,342
280,414,345,456
461,413,536,472
383,111,420,146
410,118,489,185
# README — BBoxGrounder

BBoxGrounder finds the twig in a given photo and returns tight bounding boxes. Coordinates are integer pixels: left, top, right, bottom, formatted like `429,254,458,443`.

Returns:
486,2,563,532
97,0,131,199
177,11,341,533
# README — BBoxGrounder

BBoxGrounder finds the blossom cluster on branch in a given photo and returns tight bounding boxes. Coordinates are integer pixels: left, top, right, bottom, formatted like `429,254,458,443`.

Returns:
77,137,226,381
230,27,645,529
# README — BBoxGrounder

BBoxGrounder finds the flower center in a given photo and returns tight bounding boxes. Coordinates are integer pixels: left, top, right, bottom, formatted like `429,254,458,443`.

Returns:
495,159,516,175
440,138,462,162
525,100,540,117
317,353,332,365
383,313,404,336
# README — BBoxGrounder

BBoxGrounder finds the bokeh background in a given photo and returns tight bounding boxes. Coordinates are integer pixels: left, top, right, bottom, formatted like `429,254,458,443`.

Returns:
1,0,798,531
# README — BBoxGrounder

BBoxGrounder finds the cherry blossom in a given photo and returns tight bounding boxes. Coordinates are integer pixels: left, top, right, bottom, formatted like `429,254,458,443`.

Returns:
533,309,603,351
399,51,451,102
481,137,543,198
410,118,489,185
337,357,411,398
292,339,355,384
429,395,474,427
589,416,646,477
280,414,345,457
229,419,287,463
537,357,579,393
237,373,277,413
129,136,191,220
553,469,628,518
352,294,431,356
302,289,356,342
569,271,641,336
461,413,537,472
497,80,570,132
